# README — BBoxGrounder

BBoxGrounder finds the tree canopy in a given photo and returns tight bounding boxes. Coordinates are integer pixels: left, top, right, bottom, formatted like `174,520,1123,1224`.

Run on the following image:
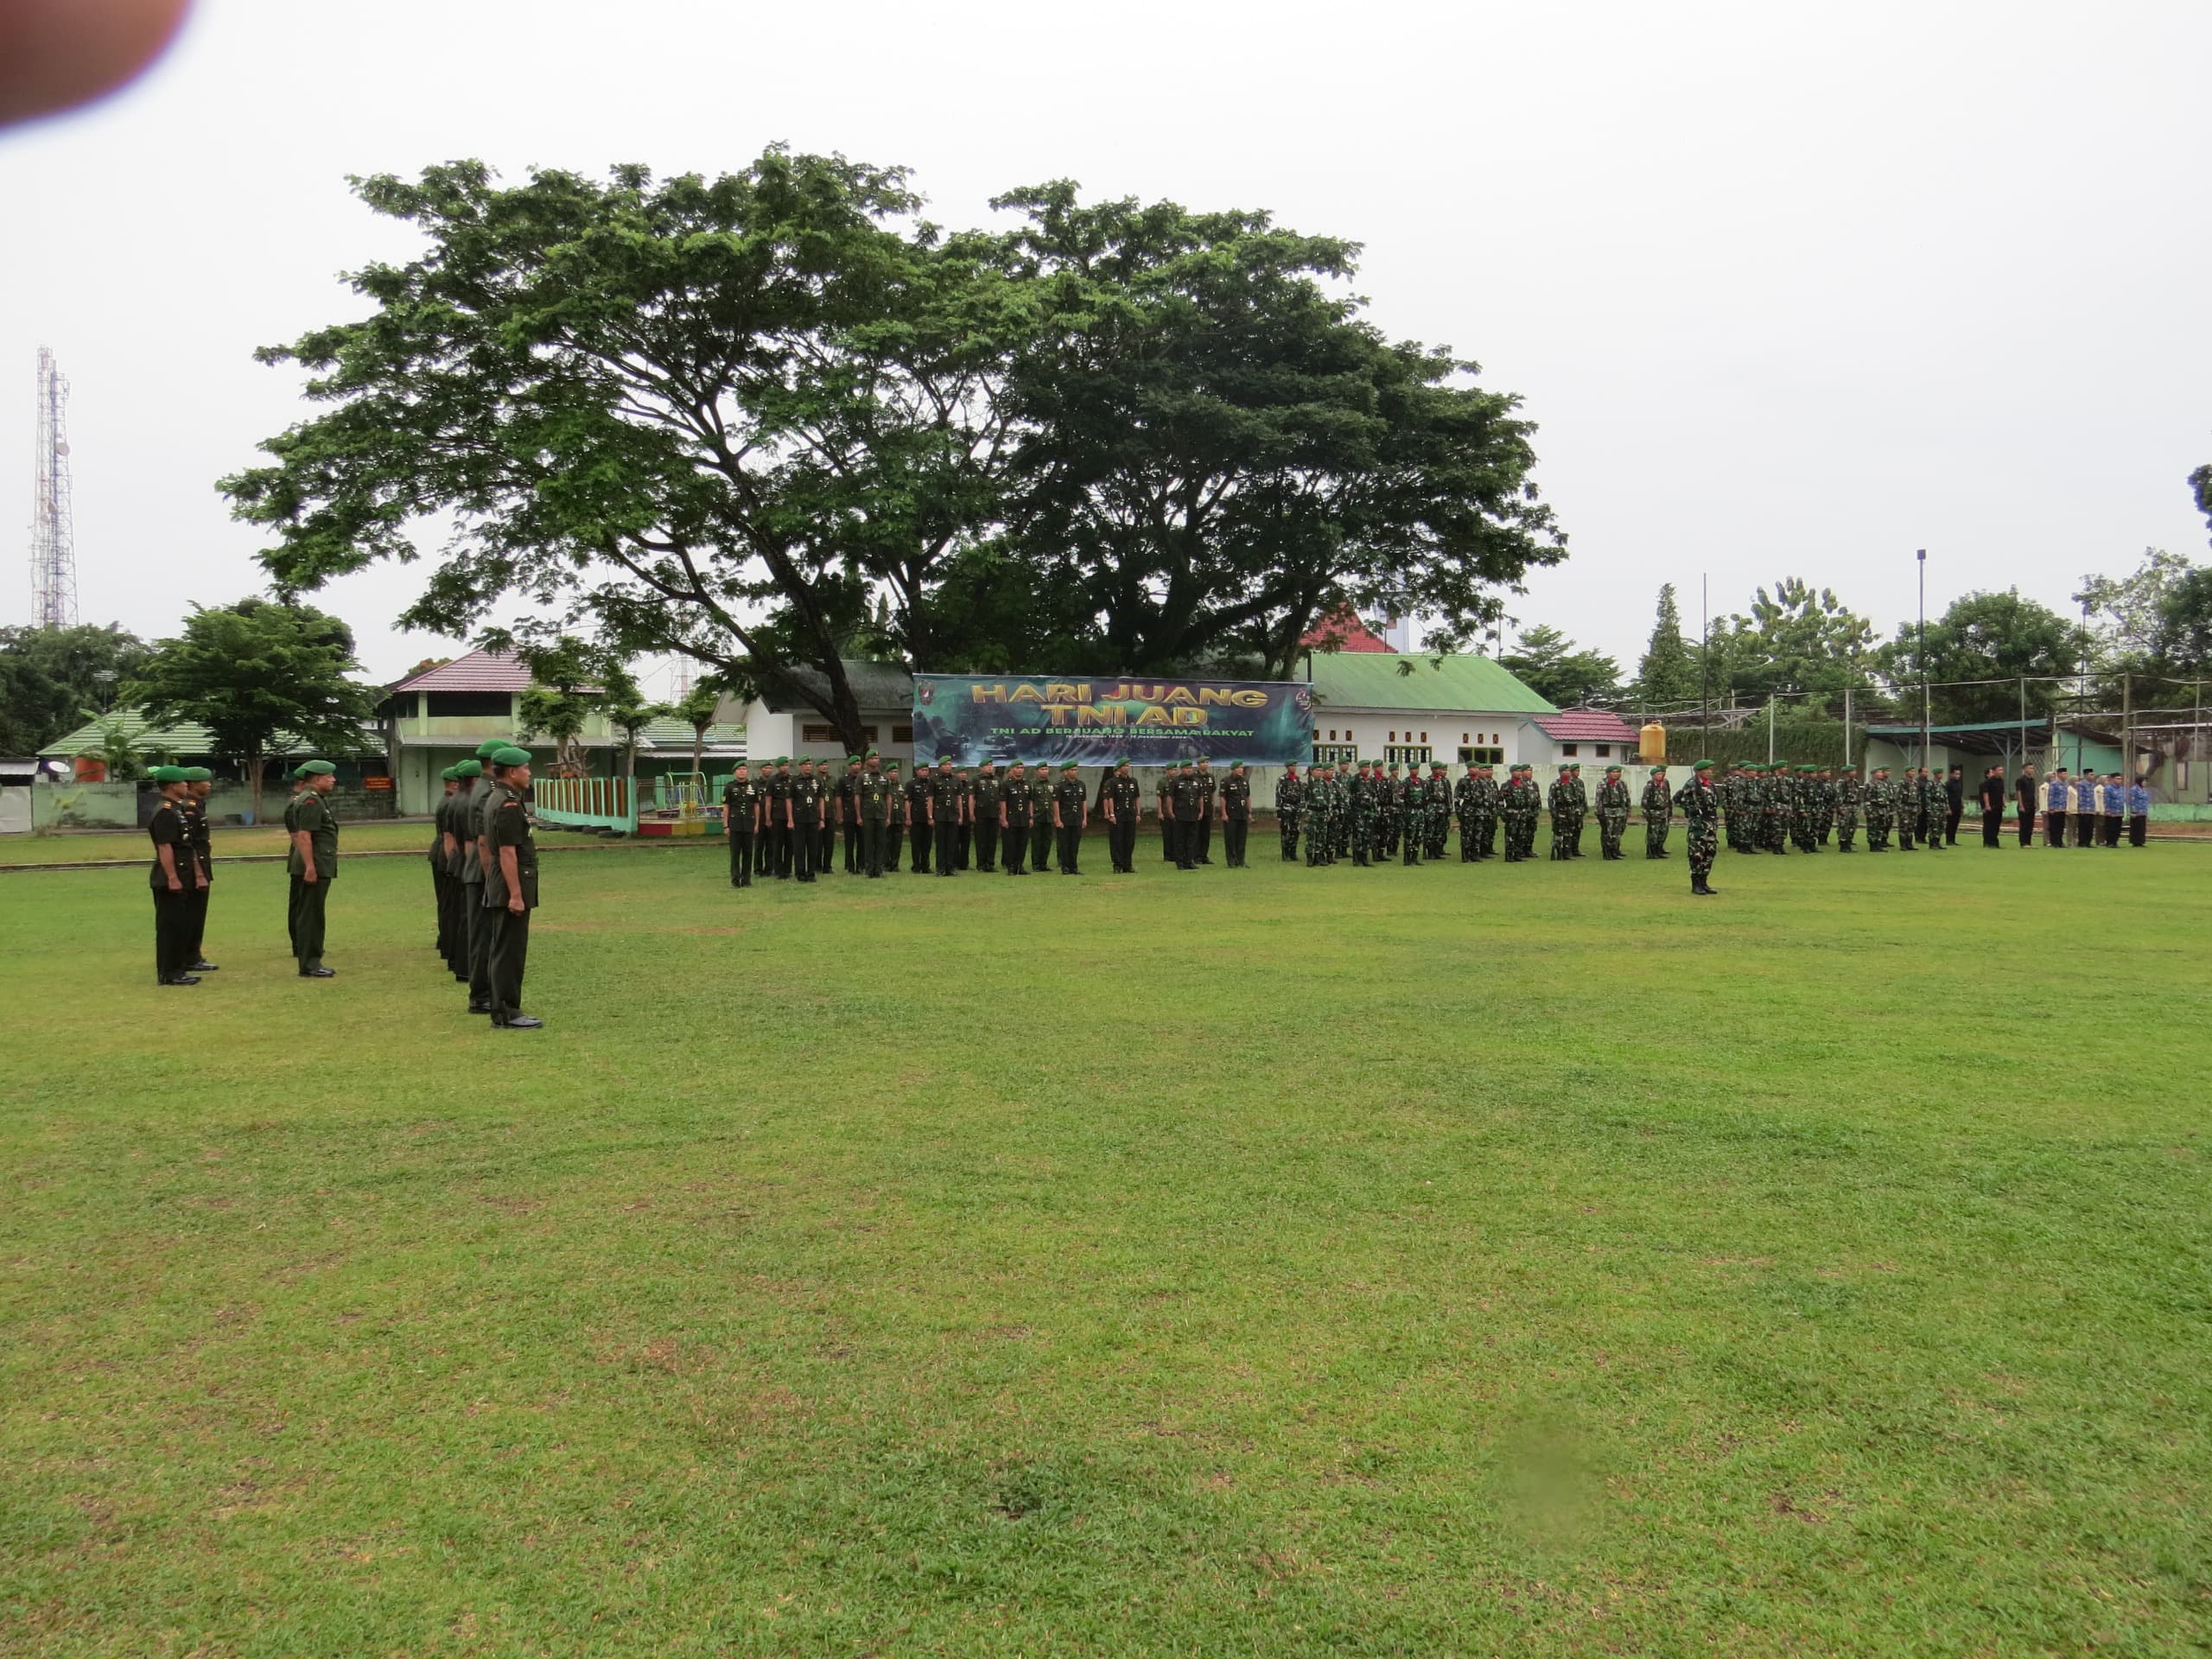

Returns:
221,151,1564,750
0,623,149,753
1499,624,1619,707
1630,583,1698,706
129,599,376,818
1875,589,2077,724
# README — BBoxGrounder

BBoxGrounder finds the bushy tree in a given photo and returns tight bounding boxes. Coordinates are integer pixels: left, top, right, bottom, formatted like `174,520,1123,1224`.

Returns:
0,622,149,753
1500,623,1619,707
130,599,375,821
2075,547,2193,664
1630,583,1698,706
1875,589,2076,724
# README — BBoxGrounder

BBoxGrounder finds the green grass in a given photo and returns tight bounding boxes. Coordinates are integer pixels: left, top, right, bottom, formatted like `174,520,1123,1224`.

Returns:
3,833,2208,1656
0,820,649,866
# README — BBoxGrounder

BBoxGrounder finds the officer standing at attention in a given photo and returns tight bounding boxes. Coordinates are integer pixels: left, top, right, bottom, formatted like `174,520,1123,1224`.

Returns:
461,739,506,1008
722,760,760,887
1030,762,1057,875
1170,758,1204,870
181,766,219,972
146,766,203,985
1596,764,1631,860
2014,761,2038,847
439,760,479,978
1217,760,1251,867
284,759,340,978
1978,764,2007,847
483,745,543,1029
1674,759,1720,896
787,757,824,881
856,750,892,877
1155,765,1177,863
431,765,461,964
884,760,906,868
1051,761,1087,873
1000,760,1033,874
971,759,1001,873
906,760,932,873
1203,760,1221,871
1641,764,1673,858
931,756,962,875
764,758,792,878
839,755,863,874
1274,762,1304,861
1103,758,1142,872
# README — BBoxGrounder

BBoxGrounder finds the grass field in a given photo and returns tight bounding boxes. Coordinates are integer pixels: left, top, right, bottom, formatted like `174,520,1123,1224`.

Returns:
3,831,2208,1656
0,820,638,866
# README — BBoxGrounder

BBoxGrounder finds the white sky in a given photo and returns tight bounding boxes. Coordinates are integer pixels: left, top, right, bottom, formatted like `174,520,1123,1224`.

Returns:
3,0,2208,695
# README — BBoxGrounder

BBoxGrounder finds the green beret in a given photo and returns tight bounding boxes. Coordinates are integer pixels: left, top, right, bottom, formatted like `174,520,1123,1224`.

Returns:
847,754,862,765
1230,760,1246,769
440,765,459,781
1692,758,1714,769
1062,761,1079,771
149,765,188,784
475,738,508,760
885,760,900,771
454,760,482,779
1605,764,1622,772
295,760,335,777
937,754,953,765
1116,757,1131,767
1650,765,1667,772
865,748,878,758
490,747,531,767
181,766,213,783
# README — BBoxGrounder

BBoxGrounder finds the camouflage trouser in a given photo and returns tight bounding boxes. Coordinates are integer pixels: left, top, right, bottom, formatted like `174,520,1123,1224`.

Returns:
1459,815,1480,861
1599,812,1628,857
1305,815,1331,866
1644,815,1670,857
1764,812,1787,852
1836,810,1859,849
1865,810,1891,849
1352,811,1377,865
1279,810,1300,861
1688,820,1718,881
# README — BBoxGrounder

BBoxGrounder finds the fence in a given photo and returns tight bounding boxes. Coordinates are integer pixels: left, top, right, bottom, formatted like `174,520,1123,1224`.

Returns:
531,775,635,833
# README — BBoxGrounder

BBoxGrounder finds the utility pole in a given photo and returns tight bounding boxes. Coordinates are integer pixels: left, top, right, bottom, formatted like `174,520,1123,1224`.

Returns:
1766,694,1776,765
1700,573,1710,744
1843,686,1853,772
1916,549,1929,769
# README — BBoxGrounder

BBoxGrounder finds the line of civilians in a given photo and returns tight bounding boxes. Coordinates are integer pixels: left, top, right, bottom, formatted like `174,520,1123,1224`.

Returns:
1984,763,2153,848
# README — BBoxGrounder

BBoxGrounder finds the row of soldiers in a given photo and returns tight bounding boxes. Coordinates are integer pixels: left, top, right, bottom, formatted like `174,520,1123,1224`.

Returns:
1715,762,1956,855
1274,760,1675,867
428,741,543,1027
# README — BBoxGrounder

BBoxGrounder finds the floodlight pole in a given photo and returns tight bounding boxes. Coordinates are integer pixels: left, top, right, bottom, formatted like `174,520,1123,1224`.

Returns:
1916,549,1929,768
1843,686,1853,772
1766,694,1776,765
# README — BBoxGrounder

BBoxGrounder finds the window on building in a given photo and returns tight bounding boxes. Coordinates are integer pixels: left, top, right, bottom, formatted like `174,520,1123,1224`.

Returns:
802,723,878,744
1461,732,1470,744
1562,742,1579,757
1595,744,1611,759
1459,746,1504,765
1385,744,1432,766
1420,731,1427,743
425,690,513,718
893,725,914,744
1313,742,1358,765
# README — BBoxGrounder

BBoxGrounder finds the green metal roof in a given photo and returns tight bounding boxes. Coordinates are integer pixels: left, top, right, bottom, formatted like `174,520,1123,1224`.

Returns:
1308,652,1554,715
637,718,747,750
38,705,383,760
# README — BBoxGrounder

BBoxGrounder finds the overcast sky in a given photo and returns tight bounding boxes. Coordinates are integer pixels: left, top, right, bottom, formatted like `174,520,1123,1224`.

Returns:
3,0,2207,695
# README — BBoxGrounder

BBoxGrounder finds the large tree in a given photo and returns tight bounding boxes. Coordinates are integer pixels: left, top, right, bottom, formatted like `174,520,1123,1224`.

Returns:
1499,623,1619,707
1705,578,1876,709
991,183,1563,677
0,622,149,753
1630,583,1698,706
1875,589,2076,724
129,599,377,821
2075,547,2193,665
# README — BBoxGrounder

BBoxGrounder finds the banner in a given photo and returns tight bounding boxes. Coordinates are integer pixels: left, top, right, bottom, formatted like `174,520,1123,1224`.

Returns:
911,675,1313,767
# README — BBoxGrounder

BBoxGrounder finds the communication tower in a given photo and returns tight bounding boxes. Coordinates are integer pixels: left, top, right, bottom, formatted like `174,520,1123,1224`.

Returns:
30,347,77,628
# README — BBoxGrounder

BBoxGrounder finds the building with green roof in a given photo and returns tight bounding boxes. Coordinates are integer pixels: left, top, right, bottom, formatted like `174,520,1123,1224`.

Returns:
1306,652,1555,769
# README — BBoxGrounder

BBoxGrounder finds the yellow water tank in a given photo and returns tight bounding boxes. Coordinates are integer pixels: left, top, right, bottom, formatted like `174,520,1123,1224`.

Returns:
1639,721,1666,763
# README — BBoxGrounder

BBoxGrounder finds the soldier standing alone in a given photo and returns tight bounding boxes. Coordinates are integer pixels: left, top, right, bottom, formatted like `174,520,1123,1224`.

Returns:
283,759,340,978
1674,759,1720,896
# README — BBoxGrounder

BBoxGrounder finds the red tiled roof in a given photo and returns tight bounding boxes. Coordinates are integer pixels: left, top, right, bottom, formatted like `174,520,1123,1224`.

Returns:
389,648,534,694
1300,607,1393,653
1530,709,1640,743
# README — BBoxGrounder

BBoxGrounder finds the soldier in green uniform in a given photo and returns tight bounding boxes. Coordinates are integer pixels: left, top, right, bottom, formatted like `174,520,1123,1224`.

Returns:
1392,764,1417,867
838,754,863,874
1217,760,1251,867
1052,761,1088,873
283,759,340,978
181,766,218,971
440,760,480,978
857,751,893,878
786,757,824,881
1187,757,1214,864
1641,764,1672,857
952,766,974,869
905,760,932,873
1864,766,1894,850
885,760,906,869
1835,767,1862,851
146,766,203,985
1030,761,1057,874
1104,757,1143,872
483,746,543,1028
971,759,1001,873
1274,762,1304,861
1596,764,1631,860
931,756,961,875
1504,764,1541,861
1000,760,1033,874
721,760,760,887
431,764,461,963
1548,765,1574,861
1471,762,1501,858
1674,759,1720,896
1170,759,1205,869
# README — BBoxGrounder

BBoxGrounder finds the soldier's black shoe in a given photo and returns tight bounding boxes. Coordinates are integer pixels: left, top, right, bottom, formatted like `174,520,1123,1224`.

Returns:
187,959,219,971
467,999,493,1014
299,966,336,978
160,974,201,986
493,1014,543,1029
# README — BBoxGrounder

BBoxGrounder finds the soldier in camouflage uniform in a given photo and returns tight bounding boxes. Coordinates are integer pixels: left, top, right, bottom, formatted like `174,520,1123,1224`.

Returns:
1471,763,1501,859
1641,764,1673,857
1791,766,1818,853
1455,761,1481,861
1596,764,1631,860
1348,761,1377,867
1567,764,1591,857
1548,765,1575,861
1865,766,1894,850
1396,765,1421,866
1503,764,1541,861
1304,763,1332,867
1761,765,1789,855
1834,767,1861,850
1274,762,1304,861
1674,759,1720,895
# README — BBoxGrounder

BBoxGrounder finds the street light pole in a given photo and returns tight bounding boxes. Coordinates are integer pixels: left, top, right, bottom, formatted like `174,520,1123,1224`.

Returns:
1917,549,1929,768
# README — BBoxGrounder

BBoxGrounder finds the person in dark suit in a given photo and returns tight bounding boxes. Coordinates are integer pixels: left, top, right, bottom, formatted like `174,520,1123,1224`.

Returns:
1944,765,1966,844
1977,765,2006,846
2014,762,2037,846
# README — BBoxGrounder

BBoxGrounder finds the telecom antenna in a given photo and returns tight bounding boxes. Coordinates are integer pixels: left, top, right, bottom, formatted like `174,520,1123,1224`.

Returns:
30,347,77,628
